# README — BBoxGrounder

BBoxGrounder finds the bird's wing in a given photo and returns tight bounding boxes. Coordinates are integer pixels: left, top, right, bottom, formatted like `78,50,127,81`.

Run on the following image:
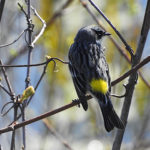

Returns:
68,44,88,110
68,64,88,110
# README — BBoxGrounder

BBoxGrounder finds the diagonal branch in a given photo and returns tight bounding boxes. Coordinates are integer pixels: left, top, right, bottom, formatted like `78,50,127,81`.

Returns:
112,1,150,149
0,60,15,100
0,30,26,48
0,50,150,135
46,0,73,27
0,96,91,134
43,119,74,150
4,0,73,69
0,0,5,22
0,57,69,68
111,56,150,86
80,0,150,90
0,55,150,87
88,0,134,57
30,6,46,47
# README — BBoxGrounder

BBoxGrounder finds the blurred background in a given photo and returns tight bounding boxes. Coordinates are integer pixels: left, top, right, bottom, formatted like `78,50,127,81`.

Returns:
0,0,150,150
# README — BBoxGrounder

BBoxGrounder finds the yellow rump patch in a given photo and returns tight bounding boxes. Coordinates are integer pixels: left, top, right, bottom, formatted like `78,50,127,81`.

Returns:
90,78,108,94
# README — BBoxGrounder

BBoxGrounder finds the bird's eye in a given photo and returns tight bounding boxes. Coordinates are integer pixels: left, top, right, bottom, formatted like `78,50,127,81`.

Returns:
95,30,104,39
96,31,103,36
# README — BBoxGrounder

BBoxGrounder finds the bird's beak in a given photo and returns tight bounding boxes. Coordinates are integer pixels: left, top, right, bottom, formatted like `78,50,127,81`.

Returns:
104,32,111,36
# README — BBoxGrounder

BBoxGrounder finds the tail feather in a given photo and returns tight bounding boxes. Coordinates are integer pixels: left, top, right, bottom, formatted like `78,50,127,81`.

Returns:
98,95,124,132
110,108,124,129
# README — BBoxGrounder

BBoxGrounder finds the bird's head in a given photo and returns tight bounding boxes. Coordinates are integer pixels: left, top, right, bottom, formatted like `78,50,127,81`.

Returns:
74,25,111,43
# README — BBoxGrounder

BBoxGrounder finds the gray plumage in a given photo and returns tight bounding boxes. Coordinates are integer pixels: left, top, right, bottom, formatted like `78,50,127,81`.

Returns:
68,25,124,132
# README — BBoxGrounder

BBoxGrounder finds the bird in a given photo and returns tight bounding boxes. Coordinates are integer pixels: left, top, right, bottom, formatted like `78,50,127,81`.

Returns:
68,25,124,132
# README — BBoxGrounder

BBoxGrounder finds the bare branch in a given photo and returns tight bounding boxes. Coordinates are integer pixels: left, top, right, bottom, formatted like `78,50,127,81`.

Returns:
1,55,150,87
0,96,91,134
47,0,74,27
0,0,5,22
0,30,26,48
4,0,73,68
111,56,150,86
88,0,134,57
43,119,74,150
132,105,150,150
26,61,49,106
0,60,15,100
18,3,28,17
0,57,69,68
0,83,11,96
30,6,46,47
80,0,150,90
112,1,150,149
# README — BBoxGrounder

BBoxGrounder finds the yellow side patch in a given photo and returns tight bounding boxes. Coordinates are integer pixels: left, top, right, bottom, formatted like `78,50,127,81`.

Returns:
90,78,108,94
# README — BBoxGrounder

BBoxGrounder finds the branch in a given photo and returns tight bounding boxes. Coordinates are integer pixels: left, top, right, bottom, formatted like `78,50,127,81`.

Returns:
0,83,11,96
0,96,91,134
112,1,150,149
0,30,26,48
132,105,150,150
47,0,73,27
0,0,5,22
1,52,150,134
88,0,134,57
0,60,15,100
1,55,150,87
4,0,73,69
0,57,69,68
30,6,46,47
43,119,74,150
111,56,150,86
80,0,150,90
26,59,49,106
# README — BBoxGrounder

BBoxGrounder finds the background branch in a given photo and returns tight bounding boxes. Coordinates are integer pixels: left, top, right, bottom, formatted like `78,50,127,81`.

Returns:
80,0,150,90
43,119,74,150
0,96,91,134
0,30,26,48
112,1,150,149
88,0,134,56
0,0,5,22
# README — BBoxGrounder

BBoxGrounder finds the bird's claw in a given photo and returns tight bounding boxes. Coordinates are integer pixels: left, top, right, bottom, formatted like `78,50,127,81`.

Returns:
72,99,80,108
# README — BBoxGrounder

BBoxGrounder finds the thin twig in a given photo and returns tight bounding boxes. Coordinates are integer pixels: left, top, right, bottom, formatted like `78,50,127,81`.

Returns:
139,71,150,89
10,105,18,150
30,6,46,47
112,1,150,149
4,0,73,70
4,51,150,131
88,0,134,57
0,96,91,134
0,83,11,96
25,1,33,88
1,103,14,117
18,1,34,149
18,3,28,17
132,105,150,150
1,54,150,88
0,0,5,22
80,0,150,90
0,57,69,68
47,0,74,27
0,60,15,100
10,60,62,123
111,56,150,86
43,119,74,150
26,62,49,106
0,30,26,48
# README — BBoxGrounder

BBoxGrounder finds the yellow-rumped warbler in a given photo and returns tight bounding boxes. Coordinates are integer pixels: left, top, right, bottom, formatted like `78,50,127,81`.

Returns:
68,25,124,132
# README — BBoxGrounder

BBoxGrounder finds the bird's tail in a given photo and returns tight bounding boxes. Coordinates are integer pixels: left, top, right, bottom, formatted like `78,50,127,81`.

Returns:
98,95,124,132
